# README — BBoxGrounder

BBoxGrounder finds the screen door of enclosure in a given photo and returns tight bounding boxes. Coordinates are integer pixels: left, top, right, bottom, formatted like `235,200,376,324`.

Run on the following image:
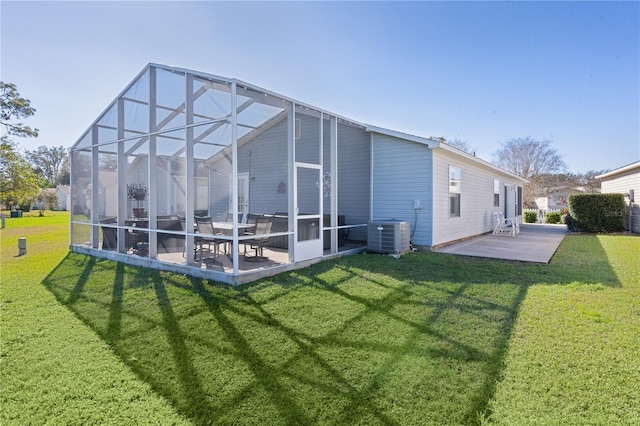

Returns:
294,164,322,261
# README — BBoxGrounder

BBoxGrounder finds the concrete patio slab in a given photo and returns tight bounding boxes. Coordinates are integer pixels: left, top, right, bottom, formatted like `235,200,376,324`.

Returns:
434,223,567,263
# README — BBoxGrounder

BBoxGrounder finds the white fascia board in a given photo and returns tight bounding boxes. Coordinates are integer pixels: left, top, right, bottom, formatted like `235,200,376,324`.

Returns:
365,125,440,147
595,161,640,179
436,143,528,183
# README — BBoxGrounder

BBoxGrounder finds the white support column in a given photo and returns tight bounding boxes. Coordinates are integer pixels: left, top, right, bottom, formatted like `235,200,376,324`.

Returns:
319,112,325,252
117,98,126,253
231,81,239,275
370,133,375,221
330,116,338,253
69,151,75,245
185,73,195,265
148,67,158,259
91,126,100,248
287,103,295,262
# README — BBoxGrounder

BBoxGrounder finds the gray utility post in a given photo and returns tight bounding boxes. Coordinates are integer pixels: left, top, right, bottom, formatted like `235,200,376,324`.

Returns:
18,237,27,256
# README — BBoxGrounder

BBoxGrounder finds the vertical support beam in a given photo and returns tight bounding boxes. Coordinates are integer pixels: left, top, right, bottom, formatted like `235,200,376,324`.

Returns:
117,97,126,253
185,72,195,265
330,116,338,253
91,126,99,248
69,151,75,245
319,112,325,252
231,81,239,275
148,67,158,259
287,103,295,262
369,133,375,220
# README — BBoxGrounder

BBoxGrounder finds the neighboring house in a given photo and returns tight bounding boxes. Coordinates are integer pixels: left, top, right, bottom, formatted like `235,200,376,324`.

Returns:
534,185,585,211
596,161,640,233
69,63,526,284
55,185,71,210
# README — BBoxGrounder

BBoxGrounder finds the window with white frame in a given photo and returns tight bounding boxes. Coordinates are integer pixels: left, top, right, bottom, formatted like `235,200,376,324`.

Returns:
449,166,461,218
494,179,500,207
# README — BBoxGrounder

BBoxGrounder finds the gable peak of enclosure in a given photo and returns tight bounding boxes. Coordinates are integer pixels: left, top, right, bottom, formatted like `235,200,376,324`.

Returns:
70,63,526,285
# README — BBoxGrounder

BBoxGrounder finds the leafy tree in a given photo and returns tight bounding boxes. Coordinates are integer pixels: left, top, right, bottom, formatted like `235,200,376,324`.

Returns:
1,82,38,139
0,140,44,208
493,137,567,208
37,188,59,214
26,145,69,188
0,82,43,208
57,155,70,185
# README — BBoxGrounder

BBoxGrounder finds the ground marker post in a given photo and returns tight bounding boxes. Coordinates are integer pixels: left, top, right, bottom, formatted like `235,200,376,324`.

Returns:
18,237,27,256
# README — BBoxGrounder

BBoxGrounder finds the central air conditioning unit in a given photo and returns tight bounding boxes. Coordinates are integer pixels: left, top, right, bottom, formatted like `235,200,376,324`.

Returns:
367,220,411,257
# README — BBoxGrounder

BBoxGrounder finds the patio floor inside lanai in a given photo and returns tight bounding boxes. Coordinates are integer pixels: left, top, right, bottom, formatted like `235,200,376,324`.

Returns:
434,223,567,263
156,242,366,275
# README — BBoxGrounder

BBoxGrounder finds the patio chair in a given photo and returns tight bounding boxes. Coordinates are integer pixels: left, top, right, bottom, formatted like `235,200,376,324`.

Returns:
100,217,118,250
194,216,226,262
243,215,273,262
177,215,187,256
226,212,243,223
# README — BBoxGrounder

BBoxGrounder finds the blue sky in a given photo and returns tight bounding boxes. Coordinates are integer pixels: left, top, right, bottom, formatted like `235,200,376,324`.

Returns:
1,1,638,173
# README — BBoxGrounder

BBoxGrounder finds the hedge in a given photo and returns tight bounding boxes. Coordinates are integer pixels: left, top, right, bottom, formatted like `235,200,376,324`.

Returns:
545,211,562,224
569,193,626,232
524,211,538,223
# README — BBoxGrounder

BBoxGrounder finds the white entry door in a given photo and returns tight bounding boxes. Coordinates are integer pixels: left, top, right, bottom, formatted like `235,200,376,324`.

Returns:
504,185,516,218
229,173,249,221
294,164,323,262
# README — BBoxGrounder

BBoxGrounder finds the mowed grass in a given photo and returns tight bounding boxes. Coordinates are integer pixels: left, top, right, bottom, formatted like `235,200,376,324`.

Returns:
0,212,189,425
1,212,639,425
486,234,640,425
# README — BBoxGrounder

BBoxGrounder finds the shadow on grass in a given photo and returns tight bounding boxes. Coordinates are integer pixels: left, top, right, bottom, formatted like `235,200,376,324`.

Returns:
41,234,620,425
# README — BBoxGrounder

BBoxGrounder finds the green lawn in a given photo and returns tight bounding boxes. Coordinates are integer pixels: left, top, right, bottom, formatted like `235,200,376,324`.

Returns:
0,212,189,424
486,234,640,425
1,212,638,425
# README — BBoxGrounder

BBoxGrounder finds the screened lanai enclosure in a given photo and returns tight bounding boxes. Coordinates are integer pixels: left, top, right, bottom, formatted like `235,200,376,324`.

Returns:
70,64,370,284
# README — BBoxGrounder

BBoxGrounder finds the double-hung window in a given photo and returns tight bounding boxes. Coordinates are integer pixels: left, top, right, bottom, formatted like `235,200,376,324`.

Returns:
494,179,500,207
449,166,461,218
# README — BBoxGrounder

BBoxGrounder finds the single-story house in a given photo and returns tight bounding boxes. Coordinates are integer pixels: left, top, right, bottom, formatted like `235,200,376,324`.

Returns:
55,185,71,210
70,63,526,284
534,184,585,211
596,161,640,233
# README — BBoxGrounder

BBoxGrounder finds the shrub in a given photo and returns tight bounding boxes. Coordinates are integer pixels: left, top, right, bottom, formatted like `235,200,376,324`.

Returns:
524,211,538,223
569,193,625,233
545,211,562,224
18,201,32,212
565,214,579,232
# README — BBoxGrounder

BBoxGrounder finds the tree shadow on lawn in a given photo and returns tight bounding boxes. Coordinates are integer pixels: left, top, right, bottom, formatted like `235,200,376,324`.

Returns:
42,235,620,425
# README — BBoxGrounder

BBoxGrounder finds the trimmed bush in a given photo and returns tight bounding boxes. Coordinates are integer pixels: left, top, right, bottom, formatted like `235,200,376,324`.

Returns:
545,211,562,224
569,193,625,233
524,211,538,223
565,214,579,232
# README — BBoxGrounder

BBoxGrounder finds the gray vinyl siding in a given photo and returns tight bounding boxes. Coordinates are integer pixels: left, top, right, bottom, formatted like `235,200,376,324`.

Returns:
208,119,289,219
337,123,371,241
240,119,290,215
208,117,372,242
371,134,432,246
